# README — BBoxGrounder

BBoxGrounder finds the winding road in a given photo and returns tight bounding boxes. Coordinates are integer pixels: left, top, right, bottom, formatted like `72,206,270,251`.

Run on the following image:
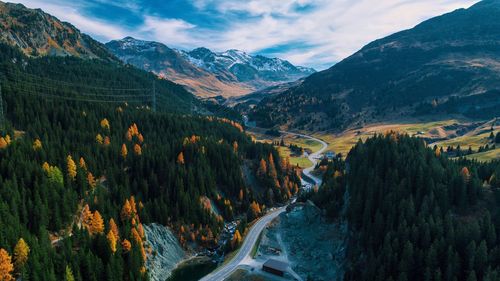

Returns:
199,130,327,280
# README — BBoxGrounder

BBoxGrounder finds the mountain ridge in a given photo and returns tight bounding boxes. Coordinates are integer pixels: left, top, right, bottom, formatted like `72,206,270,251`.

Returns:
0,1,117,61
251,0,500,131
106,37,315,97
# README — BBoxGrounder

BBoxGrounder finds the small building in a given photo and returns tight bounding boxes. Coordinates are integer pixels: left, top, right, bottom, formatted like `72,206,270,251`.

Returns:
262,259,288,277
325,151,335,159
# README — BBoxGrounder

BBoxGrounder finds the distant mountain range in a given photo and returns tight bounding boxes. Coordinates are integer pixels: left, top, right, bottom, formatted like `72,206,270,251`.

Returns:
252,0,500,131
0,1,116,61
106,37,315,97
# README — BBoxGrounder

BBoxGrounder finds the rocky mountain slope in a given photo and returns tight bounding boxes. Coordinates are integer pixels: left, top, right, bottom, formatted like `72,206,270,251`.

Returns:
0,1,116,61
106,37,315,97
252,0,500,131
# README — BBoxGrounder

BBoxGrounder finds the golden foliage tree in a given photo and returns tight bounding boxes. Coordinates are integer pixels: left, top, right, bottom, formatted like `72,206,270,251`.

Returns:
109,218,120,240
13,238,29,271
177,152,185,165
32,139,42,150
87,172,96,189
121,239,132,252
100,118,110,130
137,133,144,144
121,144,128,159
0,137,8,149
65,265,75,281
79,157,87,170
90,211,104,235
66,155,77,180
95,134,103,144
121,199,132,221
82,204,93,230
134,144,142,155
103,136,111,146
233,141,238,153
257,158,267,177
107,230,117,253
0,248,14,281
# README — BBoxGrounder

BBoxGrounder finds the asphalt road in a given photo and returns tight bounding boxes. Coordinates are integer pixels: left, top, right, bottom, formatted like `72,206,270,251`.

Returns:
199,206,286,281
280,131,328,186
199,130,327,280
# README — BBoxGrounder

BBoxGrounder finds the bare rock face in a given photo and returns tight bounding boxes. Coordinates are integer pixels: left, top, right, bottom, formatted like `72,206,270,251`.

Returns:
0,1,116,61
144,223,189,281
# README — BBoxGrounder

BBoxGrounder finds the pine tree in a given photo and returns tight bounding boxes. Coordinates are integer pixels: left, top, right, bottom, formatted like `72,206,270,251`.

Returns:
109,218,120,240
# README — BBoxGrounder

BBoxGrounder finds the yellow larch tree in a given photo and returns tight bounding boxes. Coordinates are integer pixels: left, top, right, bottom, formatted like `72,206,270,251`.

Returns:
65,265,75,281
13,238,29,271
32,139,42,150
96,134,104,144
66,155,77,180
0,248,14,281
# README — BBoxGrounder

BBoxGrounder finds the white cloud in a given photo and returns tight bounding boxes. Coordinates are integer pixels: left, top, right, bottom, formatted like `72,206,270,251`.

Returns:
14,0,480,69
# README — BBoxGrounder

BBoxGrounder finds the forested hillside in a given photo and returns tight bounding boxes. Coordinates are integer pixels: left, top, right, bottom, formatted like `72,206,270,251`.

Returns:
309,134,500,281
0,42,300,280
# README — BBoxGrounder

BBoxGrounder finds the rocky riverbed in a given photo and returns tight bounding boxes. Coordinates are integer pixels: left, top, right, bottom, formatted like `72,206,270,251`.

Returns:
257,201,347,281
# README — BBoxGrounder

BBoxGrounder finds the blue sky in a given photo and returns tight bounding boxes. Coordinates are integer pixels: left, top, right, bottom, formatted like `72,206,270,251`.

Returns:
16,0,478,69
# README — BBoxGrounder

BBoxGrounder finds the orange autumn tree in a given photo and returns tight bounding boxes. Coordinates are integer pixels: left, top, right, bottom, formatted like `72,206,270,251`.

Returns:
87,172,97,189
109,218,120,240
257,158,267,177
134,144,142,155
121,239,132,252
0,248,14,281
79,157,87,170
100,118,110,130
107,230,117,253
177,152,185,165
90,211,104,235
121,199,133,221
82,204,93,230
121,144,128,159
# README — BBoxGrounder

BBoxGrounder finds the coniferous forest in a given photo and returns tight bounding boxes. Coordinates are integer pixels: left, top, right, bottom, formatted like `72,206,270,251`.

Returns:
0,43,301,280
309,134,500,281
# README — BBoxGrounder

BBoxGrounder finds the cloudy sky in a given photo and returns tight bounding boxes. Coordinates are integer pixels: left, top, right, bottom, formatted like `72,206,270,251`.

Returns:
15,0,479,69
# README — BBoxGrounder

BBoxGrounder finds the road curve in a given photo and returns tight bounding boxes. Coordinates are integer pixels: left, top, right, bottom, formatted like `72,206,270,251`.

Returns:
199,207,286,281
199,130,326,280
280,131,328,186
